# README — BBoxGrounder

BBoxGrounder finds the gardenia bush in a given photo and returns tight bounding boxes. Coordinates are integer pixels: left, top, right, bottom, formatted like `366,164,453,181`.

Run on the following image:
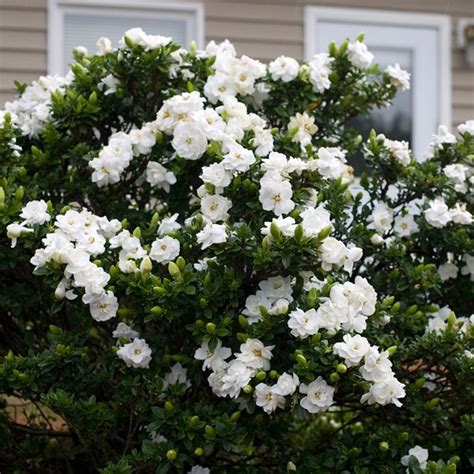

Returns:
0,29,472,473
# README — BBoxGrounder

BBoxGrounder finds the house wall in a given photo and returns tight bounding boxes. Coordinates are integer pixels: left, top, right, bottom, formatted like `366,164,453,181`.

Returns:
0,0,473,126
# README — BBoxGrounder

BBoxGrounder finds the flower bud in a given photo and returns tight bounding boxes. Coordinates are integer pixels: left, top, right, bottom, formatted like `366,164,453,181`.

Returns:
140,256,152,273
296,354,308,368
166,449,177,461
206,322,216,334
287,461,297,471
256,371,266,381
336,363,347,374
204,425,215,438
168,262,181,278
188,415,200,427
379,441,389,451
330,372,340,383
194,447,204,456
370,233,384,245
243,384,253,394
230,411,241,422
164,401,174,412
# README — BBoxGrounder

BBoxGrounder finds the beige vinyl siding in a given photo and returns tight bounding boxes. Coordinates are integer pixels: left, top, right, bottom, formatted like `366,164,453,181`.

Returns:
0,0,473,126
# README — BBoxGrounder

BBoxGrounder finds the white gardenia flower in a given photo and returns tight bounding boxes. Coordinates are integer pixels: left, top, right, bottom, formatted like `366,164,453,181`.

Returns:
172,122,207,160
444,163,468,184
461,254,474,281
157,213,181,236
288,112,318,147
200,163,232,188
311,147,347,179
197,222,228,249
221,145,256,172
272,372,300,396
7,223,34,247
424,198,451,228
251,126,274,156
299,377,335,413
347,41,374,68
319,237,362,274
288,308,319,338
208,360,252,399
254,383,285,414
333,334,371,367
116,338,152,368
259,172,295,216
200,194,232,222
96,36,112,55
112,322,139,340
385,63,410,91
194,338,232,372
438,261,459,281
261,216,297,240
145,161,177,192
450,203,472,225
394,214,419,237
300,205,332,237
370,202,393,235
163,362,191,389
384,139,411,166
307,53,333,93
258,275,293,301
150,236,180,264
401,446,429,470
269,56,300,82
361,376,406,407
188,466,210,474
359,347,393,382
235,338,274,371
100,74,120,95
20,200,51,225
458,119,474,135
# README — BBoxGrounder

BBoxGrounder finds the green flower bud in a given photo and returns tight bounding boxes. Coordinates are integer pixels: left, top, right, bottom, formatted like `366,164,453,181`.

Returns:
238,314,249,328
230,411,241,422
243,384,253,394
296,354,308,367
256,371,266,381
15,186,24,201
383,296,395,306
194,447,204,456
330,372,340,383
132,227,141,238
447,312,456,327
270,221,281,241
153,286,167,295
168,262,181,278
269,370,278,379
379,441,390,451
150,306,163,315
176,256,186,271
336,363,347,374
206,322,216,334
406,304,418,314
204,424,215,437
400,431,409,441
188,415,200,427
287,461,297,471
166,449,177,461
294,224,304,243
387,346,397,356
164,401,174,412
389,302,401,314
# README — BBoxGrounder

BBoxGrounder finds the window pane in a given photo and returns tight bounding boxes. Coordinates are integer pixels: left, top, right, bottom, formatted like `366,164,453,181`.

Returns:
63,13,188,73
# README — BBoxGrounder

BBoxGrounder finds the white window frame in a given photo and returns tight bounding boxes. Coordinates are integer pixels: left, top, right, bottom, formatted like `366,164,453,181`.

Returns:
48,0,205,75
304,7,452,156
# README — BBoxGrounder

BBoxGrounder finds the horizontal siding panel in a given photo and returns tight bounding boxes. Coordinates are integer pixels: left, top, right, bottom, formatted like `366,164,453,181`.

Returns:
0,51,46,71
453,108,474,123
206,2,303,24
0,71,43,89
453,89,474,107
0,30,46,51
0,8,46,29
208,38,302,60
206,20,302,43
0,0,46,9
453,71,474,88
231,0,474,16
1,92,15,106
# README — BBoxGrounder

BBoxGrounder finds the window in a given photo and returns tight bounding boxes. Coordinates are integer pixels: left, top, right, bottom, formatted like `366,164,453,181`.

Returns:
304,7,451,162
48,0,204,75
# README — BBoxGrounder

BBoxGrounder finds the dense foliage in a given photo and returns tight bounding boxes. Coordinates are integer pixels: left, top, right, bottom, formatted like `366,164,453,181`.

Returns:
0,30,473,473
